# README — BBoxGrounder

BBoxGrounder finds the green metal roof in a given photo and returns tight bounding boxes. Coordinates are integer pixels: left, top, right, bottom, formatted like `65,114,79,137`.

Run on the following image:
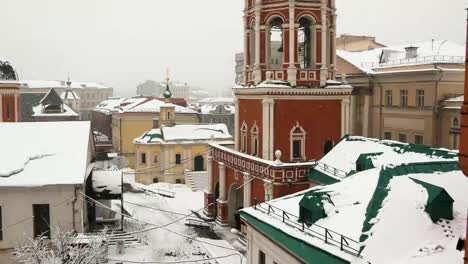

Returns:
307,169,341,185
240,212,350,264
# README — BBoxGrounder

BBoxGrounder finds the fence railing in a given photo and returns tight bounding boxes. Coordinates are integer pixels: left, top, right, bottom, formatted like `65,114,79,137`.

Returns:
136,185,175,198
313,161,349,179
252,198,361,257
361,55,465,68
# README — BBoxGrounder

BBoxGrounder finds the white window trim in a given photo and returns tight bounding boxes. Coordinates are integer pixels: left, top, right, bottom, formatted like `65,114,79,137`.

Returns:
240,121,248,153
290,121,307,161
251,122,259,157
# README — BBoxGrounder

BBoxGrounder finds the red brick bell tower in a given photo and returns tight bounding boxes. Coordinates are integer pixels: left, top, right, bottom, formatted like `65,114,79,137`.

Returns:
243,0,337,87
204,0,353,227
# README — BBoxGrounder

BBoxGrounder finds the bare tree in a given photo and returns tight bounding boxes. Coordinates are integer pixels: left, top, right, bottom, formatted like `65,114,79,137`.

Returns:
12,228,109,264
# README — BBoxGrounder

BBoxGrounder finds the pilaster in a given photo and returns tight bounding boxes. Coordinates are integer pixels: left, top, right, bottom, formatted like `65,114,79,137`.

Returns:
234,98,240,150
243,172,252,208
287,2,297,85
320,0,328,86
262,98,274,160
218,162,227,201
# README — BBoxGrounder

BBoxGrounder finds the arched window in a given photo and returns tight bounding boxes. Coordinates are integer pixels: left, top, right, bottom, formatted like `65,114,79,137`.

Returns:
298,17,316,69
251,122,259,156
290,122,307,161
267,17,284,69
240,122,248,153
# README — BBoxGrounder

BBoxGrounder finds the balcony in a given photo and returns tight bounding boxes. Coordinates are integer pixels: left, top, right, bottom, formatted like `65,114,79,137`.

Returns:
210,144,316,183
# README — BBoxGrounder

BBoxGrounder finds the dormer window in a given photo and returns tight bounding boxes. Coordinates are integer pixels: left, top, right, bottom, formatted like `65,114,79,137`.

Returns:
290,122,306,161
251,122,259,157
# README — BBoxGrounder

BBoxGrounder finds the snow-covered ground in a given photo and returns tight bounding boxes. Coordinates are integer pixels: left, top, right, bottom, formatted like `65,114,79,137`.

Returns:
107,178,245,264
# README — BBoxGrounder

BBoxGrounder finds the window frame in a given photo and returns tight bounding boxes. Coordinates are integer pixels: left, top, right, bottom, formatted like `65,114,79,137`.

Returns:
400,89,408,107
140,152,147,165
398,133,407,143
290,122,307,161
240,122,248,153
414,134,424,145
385,90,393,106
0,205,2,240
384,131,392,140
416,89,425,108
175,154,182,165
250,122,259,157
258,250,266,264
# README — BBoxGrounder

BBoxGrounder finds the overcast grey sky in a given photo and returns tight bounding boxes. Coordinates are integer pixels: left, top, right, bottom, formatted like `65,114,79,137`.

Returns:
1,0,466,96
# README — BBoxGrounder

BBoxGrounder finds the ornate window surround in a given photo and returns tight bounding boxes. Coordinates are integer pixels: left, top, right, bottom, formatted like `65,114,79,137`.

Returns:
290,121,307,161
240,121,248,153
251,121,259,157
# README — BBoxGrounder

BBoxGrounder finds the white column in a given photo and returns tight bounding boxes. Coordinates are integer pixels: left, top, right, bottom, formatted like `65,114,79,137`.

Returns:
362,96,370,137
14,93,18,121
287,2,297,85
346,98,351,135
234,98,240,150
350,96,356,135
219,162,227,201
310,24,317,68
331,14,337,72
261,98,274,160
320,0,328,86
269,99,275,160
341,99,346,137
207,154,213,193
243,14,248,79
253,2,262,84
243,172,252,208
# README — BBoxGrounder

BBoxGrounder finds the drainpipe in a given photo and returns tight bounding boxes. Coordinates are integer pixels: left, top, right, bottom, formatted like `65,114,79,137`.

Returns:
434,65,444,146
72,185,78,232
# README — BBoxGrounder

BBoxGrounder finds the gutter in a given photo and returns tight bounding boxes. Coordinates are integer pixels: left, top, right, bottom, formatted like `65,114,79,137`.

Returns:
434,65,444,146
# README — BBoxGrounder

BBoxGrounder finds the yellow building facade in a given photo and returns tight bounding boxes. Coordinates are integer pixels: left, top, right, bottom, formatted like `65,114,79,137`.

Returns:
337,40,465,149
133,124,234,185
111,97,200,167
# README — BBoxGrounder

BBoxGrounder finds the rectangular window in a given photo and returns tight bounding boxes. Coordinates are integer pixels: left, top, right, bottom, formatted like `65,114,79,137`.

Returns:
6,103,10,119
293,140,301,158
414,135,424,145
140,153,146,164
259,250,266,264
176,154,182,164
400,89,408,107
153,154,158,164
417,89,425,108
33,204,50,238
385,90,392,106
0,206,2,240
399,133,407,143
384,132,392,140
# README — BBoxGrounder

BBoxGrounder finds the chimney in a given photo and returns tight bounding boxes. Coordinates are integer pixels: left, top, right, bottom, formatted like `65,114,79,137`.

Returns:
404,46,419,59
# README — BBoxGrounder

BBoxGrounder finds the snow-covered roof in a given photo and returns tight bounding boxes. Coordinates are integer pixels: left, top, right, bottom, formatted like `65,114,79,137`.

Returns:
92,170,122,195
15,80,110,89
314,136,458,181
444,95,464,102
242,163,467,264
337,40,465,73
94,97,125,114
61,90,80,100
134,124,233,144
120,98,196,114
32,103,79,117
200,104,235,115
0,122,92,187
198,97,235,105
